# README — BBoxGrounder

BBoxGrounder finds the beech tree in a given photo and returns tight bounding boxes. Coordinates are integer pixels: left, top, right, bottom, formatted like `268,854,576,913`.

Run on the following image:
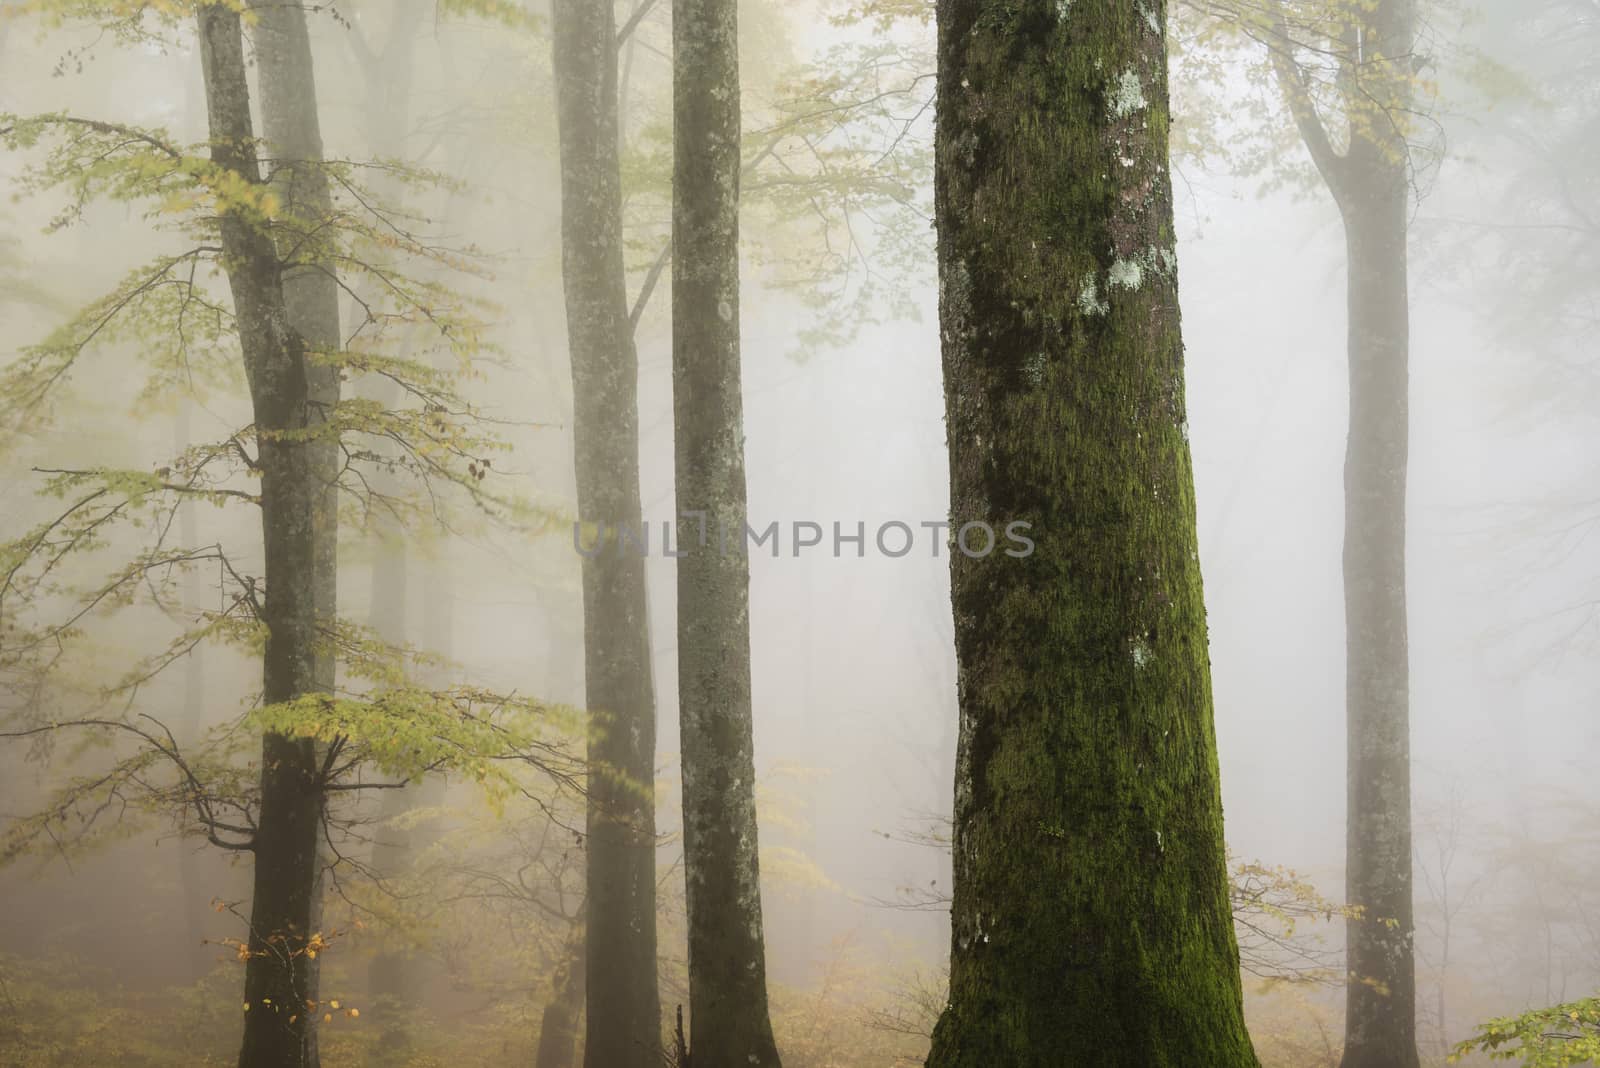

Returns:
1181,1,1426,1062
184,4,333,1062
671,0,783,1063
229,3,346,1062
1273,9,1420,1064
551,2,663,1066
925,2,1259,1064
2,3,581,1064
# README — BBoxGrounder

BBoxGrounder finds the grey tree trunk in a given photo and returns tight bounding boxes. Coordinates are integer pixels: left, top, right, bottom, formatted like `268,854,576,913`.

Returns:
550,4,662,1065
252,0,341,679
175,400,212,984
172,66,215,988
1338,122,1418,1068
925,3,1259,1065
1263,3,1420,1063
195,7,325,1067
253,11,343,1044
671,0,781,1064
535,928,587,1068
364,530,425,1058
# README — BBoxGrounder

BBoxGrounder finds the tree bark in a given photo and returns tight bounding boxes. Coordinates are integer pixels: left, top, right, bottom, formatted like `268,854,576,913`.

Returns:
535,927,587,1068
173,68,214,987
176,399,212,984
1338,107,1418,1068
248,10,342,1067
252,0,341,689
925,3,1259,1065
670,0,782,1064
365,536,422,1057
195,7,324,1067
368,508,455,1055
550,4,663,1066
1262,1,1420,1062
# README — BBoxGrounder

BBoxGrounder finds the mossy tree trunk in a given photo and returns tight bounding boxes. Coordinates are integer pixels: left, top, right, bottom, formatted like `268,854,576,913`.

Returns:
926,3,1259,1065
196,7,324,1067
550,3,662,1066
1264,3,1419,1063
671,0,782,1064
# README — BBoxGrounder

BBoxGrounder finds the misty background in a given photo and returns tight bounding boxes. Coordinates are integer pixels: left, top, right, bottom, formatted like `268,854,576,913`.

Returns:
0,0,1595,1064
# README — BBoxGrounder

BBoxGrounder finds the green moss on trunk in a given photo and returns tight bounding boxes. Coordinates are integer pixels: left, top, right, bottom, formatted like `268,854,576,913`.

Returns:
927,3,1258,1065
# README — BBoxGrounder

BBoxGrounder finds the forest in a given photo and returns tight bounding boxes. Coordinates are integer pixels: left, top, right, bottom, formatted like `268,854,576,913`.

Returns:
0,0,1595,1066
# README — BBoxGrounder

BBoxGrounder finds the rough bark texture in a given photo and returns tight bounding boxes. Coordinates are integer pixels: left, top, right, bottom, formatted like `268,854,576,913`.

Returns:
925,4,1259,1065
196,7,323,1067
671,0,782,1064
550,4,663,1066
1264,3,1420,1063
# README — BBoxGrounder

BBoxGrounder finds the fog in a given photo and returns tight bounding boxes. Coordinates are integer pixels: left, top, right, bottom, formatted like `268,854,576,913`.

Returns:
0,1,1595,1066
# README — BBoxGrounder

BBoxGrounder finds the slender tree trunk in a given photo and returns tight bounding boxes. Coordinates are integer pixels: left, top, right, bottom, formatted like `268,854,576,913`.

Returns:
536,926,588,1068
365,530,423,1057
360,467,451,1057
252,0,341,682
550,5,662,1065
253,10,343,1045
1261,1,1420,1061
671,0,781,1064
366,530,408,647
195,7,324,1067
175,64,215,990
176,399,212,984
356,0,424,166
421,537,454,675
1338,144,1417,1068
1437,907,1451,1057
361,559,451,1054
925,3,1258,1065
